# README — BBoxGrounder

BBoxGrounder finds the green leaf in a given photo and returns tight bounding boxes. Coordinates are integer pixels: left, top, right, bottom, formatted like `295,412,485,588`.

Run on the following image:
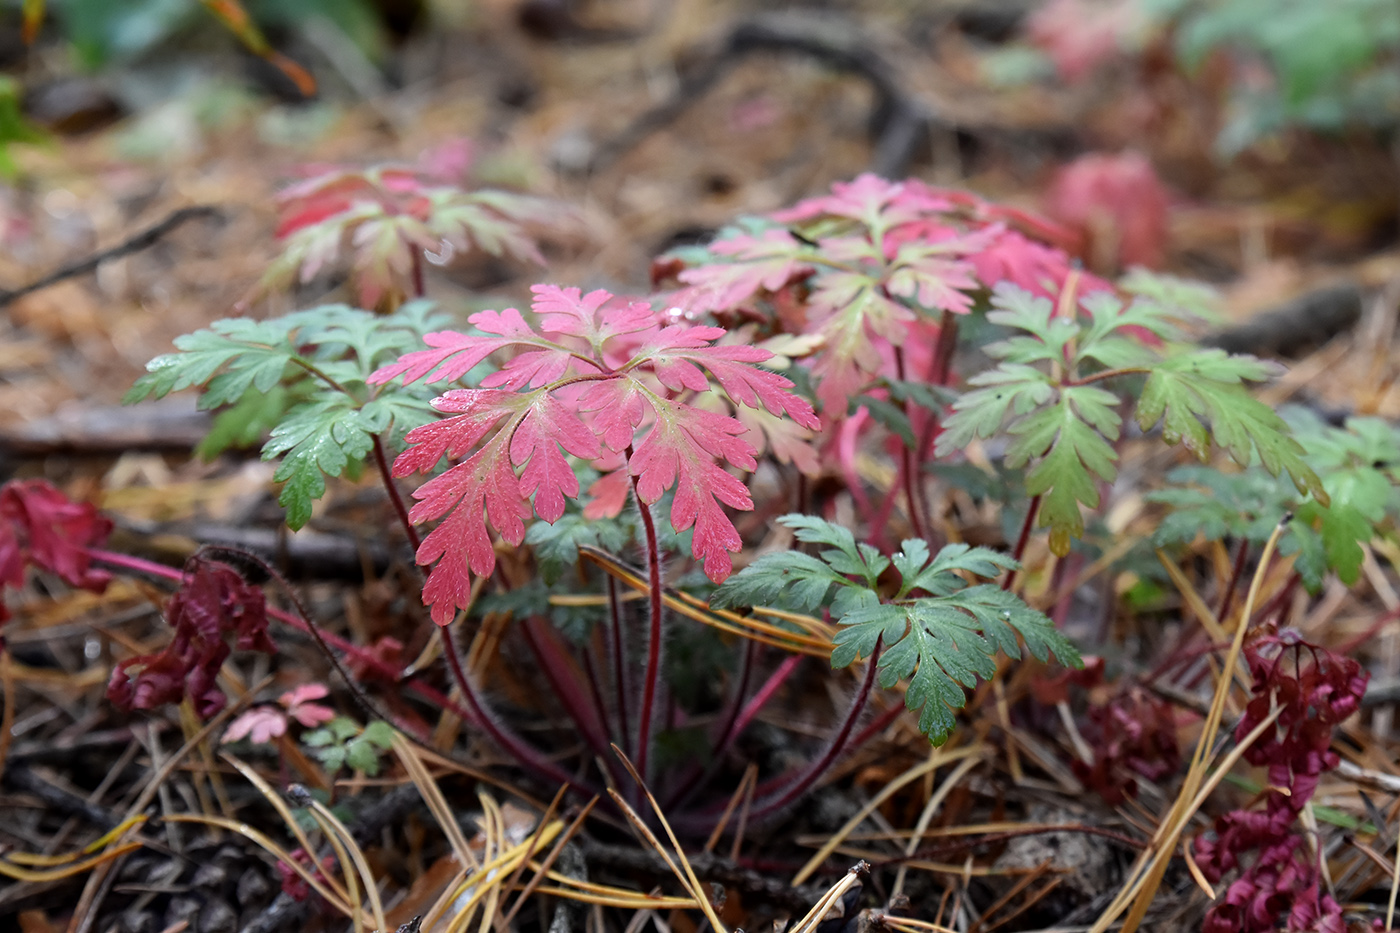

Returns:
317,746,347,772
778,514,887,586
710,549,850,613
1118,268,1221,324
937,364,1055,453
526,513,631,585
196,384,294,460
854,394,915,448
835,583,1078,745
263,395,377,529
1136,351,1325,502
345,738,381,775
125,318,297,407
896,542,1019,598
303,728,334,748
1007,388,1120,555
361,721,395,748
715,516,1081,746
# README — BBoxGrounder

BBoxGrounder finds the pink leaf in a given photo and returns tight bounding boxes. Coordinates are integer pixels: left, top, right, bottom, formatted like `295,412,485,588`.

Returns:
511,394,600,522
369,308,546,386
223,707,288,745
578,378,651,452
391,389,525,477
584,469,631,520
629,399,757,582
531,284,657,341
772,173,949,227
410,432,530,625
639,326,820,429
675,229,812,312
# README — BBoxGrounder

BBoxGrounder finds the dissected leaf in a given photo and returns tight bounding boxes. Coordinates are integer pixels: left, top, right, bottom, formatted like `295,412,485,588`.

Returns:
715,515,1079,745
377,287,820,623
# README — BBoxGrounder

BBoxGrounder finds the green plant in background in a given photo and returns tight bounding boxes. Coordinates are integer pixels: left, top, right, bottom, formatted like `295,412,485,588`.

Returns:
0,77,49,179
1149,407,1400,590
937,283,1323,555
1149,0,1400,151
304,716,396,775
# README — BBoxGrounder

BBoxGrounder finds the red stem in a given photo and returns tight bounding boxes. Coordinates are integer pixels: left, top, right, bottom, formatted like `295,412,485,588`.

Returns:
1002,494,1042,592
89,546,594,796
438,622,590,794
411,249,426,300
893,347,928,542
630,478,665,784
521,617,613,758
373,435,420,552
90,548,456,720
697,642,881,827
724,652,803,755
606,575,631,751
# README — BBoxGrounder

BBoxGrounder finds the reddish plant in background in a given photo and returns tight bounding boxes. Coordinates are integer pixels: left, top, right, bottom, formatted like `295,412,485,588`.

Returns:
256,142,560,309
1191,630,1366,933
0,478,112,628
1045,150,1171,273
107,555,275,718
1074,686,1181,805
222,682,336,745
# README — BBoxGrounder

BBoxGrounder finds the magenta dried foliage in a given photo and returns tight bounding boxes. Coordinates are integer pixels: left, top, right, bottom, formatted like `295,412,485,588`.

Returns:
0,479,113,625
107,556,276,718
1192,630,1366,933
1072,686,1181,806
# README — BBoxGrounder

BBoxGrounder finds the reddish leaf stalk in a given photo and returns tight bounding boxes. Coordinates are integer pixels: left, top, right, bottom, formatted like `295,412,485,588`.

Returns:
88,546,593,795
410,249,426,300
580,645,620,772
372,435,421,552
521,617,613,758
631,478,665,784
438,621,588,793
370,429,570,786
664,642,798,811
701,641,882,827
846,698,905,750
606,575,632,750
916,309,959,472
710,638,760,762
1002,494,1042,591
892,346,928,541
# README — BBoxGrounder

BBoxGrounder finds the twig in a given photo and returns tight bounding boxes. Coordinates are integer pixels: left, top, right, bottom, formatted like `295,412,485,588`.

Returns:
0,206,222,309
587,11,936,178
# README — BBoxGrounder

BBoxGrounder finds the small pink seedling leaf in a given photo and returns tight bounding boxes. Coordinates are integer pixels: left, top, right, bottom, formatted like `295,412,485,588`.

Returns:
223,706,289,745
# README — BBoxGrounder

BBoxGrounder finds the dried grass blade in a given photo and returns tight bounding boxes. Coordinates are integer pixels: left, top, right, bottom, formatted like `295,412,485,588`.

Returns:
500,794,597,929
789,862,869,933
0,843,145,882
891,755,983,897
793,745,981,886
306,793,388,932
1094,519,1289,933
164,813,352,913
610,745,727,933
395,732,479,871
221,753,339,897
